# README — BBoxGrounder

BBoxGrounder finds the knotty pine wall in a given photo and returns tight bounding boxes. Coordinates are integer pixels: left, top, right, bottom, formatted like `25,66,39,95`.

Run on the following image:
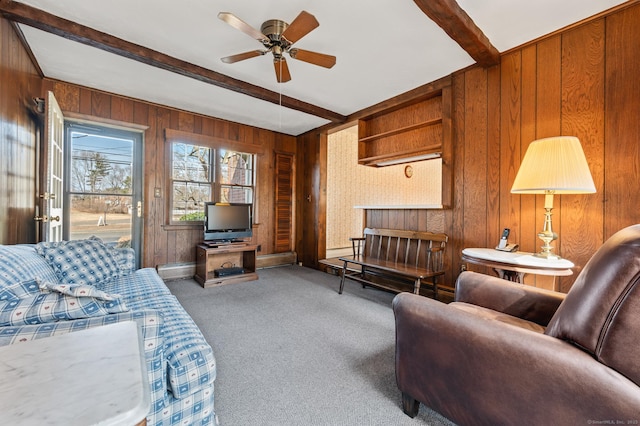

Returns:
40,80,296,269
0,18,42,245
301,3,640,292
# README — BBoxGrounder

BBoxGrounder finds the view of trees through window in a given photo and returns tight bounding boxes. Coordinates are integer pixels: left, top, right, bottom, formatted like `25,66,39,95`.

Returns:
68,129,136,246
172,142,211,221
171,143,254,222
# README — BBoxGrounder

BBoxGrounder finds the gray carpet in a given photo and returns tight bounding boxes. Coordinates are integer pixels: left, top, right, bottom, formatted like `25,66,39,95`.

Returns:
166,265,456,426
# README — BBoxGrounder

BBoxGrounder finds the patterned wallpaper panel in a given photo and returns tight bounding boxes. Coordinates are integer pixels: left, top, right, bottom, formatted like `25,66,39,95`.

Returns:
326,126,442,250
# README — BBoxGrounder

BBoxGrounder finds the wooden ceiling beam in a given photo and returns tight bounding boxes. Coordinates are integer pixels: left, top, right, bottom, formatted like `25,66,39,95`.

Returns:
0,0,347,124
414,0,500,67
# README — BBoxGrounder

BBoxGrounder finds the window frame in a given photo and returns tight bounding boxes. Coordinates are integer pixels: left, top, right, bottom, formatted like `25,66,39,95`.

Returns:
164,129,262,227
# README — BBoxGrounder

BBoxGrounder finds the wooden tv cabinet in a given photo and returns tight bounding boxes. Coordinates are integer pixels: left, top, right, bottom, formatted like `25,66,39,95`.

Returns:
194,243,258,288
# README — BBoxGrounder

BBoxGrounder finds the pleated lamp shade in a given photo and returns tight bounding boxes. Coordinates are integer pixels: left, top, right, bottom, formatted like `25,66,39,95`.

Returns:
511,136,596,194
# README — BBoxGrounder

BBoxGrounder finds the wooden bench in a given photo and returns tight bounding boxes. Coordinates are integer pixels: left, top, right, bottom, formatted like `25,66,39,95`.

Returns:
338,228,448,298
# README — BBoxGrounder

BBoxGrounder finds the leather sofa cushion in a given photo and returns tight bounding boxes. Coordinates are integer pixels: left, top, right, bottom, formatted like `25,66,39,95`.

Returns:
450,302,545,333
545,224,640,386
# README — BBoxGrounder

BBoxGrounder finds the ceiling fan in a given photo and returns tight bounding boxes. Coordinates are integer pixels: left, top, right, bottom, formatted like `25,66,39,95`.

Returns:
218,10,336,83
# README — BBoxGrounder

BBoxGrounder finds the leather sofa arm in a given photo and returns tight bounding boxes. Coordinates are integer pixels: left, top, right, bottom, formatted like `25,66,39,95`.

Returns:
455,271,566,326
392,293,640,424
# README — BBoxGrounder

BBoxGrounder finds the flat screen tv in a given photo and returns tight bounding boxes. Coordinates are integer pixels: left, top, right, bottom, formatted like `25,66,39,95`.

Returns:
203,203,253,242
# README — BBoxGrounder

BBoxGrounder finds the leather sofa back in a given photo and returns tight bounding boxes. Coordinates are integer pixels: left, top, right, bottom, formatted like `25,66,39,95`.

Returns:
545,224,640,386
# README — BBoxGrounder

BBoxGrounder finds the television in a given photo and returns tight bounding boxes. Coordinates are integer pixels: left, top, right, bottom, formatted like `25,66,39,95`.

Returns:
203,203,253,242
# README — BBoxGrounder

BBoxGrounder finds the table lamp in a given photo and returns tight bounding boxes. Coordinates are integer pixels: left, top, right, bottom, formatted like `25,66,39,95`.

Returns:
511,136,596,259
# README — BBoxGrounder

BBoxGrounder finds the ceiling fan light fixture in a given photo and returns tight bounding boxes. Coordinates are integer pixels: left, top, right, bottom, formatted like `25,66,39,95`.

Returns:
218,10,336,82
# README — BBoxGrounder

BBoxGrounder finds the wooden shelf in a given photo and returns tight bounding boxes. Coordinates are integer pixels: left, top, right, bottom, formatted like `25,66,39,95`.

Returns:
355,84,453,207
357,94,447,167
358,117,442,143
358,144,441,166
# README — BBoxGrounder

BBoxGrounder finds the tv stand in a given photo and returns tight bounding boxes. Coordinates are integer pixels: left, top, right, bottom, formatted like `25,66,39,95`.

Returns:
195,243,258,288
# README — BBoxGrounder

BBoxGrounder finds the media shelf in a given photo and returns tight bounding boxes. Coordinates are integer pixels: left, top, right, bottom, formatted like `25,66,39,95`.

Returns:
194,243,258,288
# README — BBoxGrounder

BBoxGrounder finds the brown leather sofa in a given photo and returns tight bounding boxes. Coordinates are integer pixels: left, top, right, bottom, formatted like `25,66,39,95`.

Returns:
393,224,640,425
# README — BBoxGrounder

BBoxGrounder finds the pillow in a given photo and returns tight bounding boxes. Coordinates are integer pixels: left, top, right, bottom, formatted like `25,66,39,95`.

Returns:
0,245,59,287
0,279,40,302
0,282,128,327
35,237,121,286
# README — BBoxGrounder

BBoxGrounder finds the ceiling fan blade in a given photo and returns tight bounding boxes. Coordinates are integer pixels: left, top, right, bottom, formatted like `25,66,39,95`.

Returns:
274,58,292,83
218,12,269,43
289,48,336,69
281,11,319,44
221,50,265,64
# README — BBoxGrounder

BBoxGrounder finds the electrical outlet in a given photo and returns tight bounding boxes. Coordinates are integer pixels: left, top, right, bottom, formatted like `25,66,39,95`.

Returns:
257,245,262,252
154,187,161,198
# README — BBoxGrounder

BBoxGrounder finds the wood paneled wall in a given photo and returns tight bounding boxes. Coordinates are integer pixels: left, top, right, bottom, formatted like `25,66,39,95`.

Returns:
0,18,42,245
448,3,640,291
41,79,296,268
300,3,640,292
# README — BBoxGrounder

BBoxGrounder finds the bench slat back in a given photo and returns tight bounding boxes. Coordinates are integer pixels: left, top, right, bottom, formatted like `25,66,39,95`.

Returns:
360,228,448,272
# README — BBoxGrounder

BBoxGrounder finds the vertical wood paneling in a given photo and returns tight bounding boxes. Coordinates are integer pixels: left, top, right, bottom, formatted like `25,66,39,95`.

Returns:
486,65,501,253
142,105,158,268
518,45,537,261
450,73,466,280
604,5,640,237
499,52,522,245
91,91,111,117
110,96,133,123
560,20,606,289
0,17,42,245
463,67,488,249
79,88,92,115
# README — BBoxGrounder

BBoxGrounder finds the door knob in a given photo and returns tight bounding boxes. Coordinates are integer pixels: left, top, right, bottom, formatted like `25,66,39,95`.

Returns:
50,216,60,222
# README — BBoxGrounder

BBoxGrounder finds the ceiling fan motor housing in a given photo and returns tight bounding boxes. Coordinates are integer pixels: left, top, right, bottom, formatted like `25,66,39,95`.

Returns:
261,19,290,47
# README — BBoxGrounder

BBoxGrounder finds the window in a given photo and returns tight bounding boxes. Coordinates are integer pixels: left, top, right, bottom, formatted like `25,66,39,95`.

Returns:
170,142,254,223
219,149,254,204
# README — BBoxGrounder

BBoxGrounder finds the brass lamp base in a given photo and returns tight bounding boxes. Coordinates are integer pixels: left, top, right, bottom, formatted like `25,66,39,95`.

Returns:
535,206,561,260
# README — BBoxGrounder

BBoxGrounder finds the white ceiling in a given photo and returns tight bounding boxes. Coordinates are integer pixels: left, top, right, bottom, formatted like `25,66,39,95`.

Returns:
14,0,628,136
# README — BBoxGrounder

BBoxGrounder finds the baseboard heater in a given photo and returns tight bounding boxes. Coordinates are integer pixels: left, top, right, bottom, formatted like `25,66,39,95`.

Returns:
214,267,246,277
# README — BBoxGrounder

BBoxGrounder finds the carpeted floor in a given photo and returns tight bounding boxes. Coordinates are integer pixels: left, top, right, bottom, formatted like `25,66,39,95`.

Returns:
166,265,456,426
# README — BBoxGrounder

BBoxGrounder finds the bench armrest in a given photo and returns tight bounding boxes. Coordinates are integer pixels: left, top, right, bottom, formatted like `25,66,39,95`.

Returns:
455,271,565,326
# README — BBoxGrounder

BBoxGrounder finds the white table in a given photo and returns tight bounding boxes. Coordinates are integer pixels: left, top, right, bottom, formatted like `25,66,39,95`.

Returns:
0,321,149,425
462,247,574,290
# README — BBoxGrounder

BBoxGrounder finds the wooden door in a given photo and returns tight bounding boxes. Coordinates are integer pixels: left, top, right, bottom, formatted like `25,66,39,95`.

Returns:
41,91,64,242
